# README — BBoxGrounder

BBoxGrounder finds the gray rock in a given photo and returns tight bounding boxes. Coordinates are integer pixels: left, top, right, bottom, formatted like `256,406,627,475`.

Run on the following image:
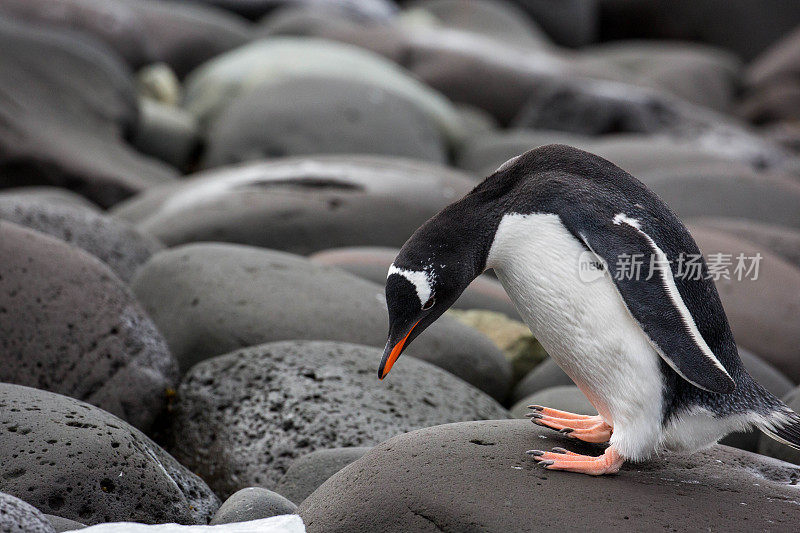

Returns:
739,81,800,125
759,387,800,464
579,41,741,113
0,222,177,431
131,244,511,400
0,18,177,208
511,358,573,403
0,188,100,212
650,164,800,229
183,38,464,146
405,0,551,49
746,25,800,89
259,8,788,169
688,227,800,382
201,77,447,168
512,85,784,167
132,98,201,171
457,131,750,178
43,516,85,532
172,0,397,22
0,384,219,525
511,0,596,47
0,0,252,77
309,247,518,318
0,493,55,533
165,341,510,497
0,197,162,283
111,156,475,255
273,448,371,505
688,218,800,270
299,420,800,531
210,488,297,525
510,385,595,418
598,0,800,62
454,104,498,137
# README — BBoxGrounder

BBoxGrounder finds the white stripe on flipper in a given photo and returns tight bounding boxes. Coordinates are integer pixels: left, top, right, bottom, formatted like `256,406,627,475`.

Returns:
387,264,432,306
612,213,732,382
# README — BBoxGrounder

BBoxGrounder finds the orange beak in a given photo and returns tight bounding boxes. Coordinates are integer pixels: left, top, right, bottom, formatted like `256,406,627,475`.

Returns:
378,320,420,380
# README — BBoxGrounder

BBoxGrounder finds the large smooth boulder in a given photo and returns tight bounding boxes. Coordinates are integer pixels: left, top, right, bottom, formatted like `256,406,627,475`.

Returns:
510,385,595,418
446,309,546,386
261,16,786,167
182,38,464,145
511,357,574,403
0,384,219,525
0,19,176,208
647,164,800,230
201,77,447,167
131,244,511,400
404,0,551,49
688,228,800,381
0,197,162,283
457,132,767,179
746,25,800,89
165,341,510,497
273,448,371,505
689,218,800,269
739,81,800,125
299,420,800,531
511,0,597,47
0,222,177,431
598,0,800,61
0,493,55,533
168,0,397,21
309,246,518,317
0,188,100,212
0,0,251,77
210,488,297,525
111,156,474,255
579,41,741,113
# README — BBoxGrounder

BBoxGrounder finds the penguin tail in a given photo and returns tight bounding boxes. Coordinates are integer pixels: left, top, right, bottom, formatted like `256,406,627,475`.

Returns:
758,405,800,451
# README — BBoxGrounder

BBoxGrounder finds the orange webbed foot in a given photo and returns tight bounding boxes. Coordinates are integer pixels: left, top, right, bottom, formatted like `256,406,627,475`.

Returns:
526,446,624,475
526,405,613,444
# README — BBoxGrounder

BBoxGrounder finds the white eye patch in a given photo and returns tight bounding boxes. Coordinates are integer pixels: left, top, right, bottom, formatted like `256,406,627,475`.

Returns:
387,264,433,307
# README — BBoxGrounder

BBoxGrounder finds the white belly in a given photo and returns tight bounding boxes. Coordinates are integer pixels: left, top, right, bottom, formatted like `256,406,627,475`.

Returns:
487,213,665,460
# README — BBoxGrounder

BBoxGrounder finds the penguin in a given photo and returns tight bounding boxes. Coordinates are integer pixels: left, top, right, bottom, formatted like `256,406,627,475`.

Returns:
378,144,800,475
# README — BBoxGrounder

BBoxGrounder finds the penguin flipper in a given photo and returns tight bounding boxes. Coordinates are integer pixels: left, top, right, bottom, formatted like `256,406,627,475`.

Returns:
569,217,736,394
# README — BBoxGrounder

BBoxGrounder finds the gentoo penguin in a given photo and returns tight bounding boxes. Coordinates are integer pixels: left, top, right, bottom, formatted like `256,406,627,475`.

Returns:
378,144,800,475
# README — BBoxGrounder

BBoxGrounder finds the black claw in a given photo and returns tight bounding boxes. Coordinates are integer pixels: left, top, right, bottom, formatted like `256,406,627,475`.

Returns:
526,449,545,456
551,447,569,454
527,412,543,419
528,405,544,411
559,428,574,434
539,460,554,467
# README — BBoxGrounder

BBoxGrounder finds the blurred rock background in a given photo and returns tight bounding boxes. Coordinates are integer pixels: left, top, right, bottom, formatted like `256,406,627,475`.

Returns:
0,0,799,531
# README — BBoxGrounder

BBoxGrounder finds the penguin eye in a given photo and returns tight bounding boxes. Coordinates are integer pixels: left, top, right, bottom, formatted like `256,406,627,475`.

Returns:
422,296,436,311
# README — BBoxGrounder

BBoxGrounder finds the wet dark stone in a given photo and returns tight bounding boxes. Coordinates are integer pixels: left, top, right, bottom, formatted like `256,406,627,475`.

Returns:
0,222,177,431
0,384,219,526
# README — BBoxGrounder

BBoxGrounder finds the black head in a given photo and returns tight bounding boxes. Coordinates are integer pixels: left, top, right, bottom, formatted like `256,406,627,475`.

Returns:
377,205,490,379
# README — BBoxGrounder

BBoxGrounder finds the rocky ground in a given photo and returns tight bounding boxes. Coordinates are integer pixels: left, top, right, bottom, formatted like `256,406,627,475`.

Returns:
1,0,800,531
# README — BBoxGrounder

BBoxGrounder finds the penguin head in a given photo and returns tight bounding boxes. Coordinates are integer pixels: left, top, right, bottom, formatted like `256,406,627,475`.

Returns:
378,224,480,380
